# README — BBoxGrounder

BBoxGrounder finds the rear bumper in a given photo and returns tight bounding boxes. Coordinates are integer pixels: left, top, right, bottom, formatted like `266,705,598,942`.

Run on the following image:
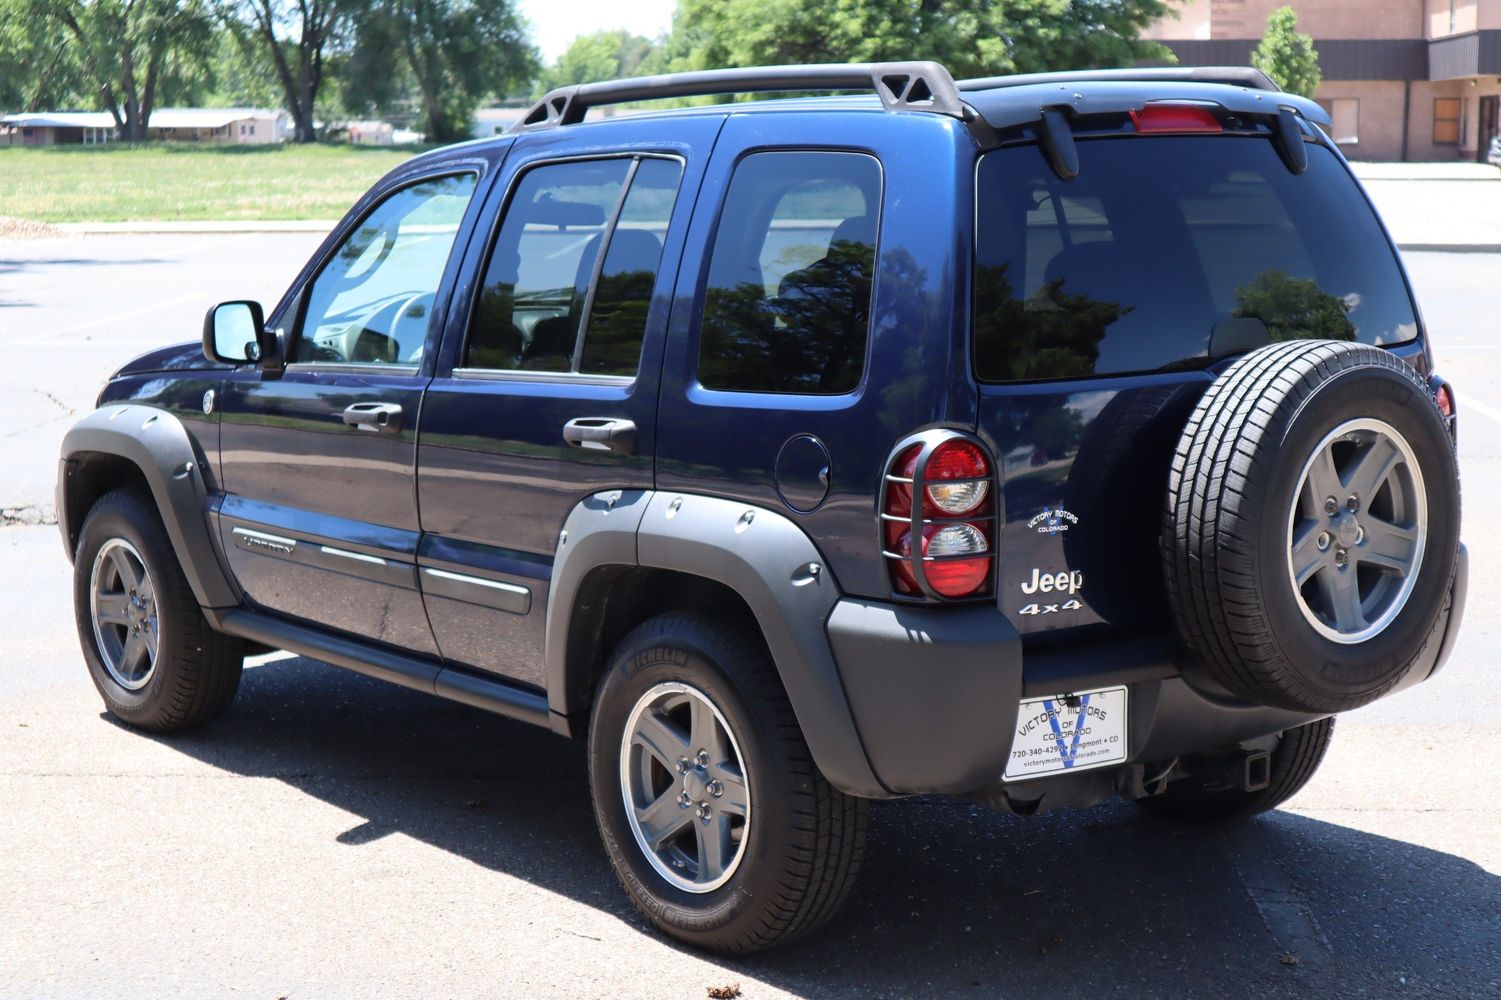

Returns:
826,545,1466,799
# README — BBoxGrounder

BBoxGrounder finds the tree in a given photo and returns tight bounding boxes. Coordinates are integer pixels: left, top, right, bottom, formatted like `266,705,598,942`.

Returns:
348,0,536,144
537,30,657,94
199,26,283,108
657,0,1175,81
1234,269,1353,342
220,0,351,142
1252,5,1321,98
0,0,89,111
25,0,214,140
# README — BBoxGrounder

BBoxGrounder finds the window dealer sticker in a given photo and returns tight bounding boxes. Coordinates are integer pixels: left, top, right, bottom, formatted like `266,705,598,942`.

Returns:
1004,685,1128,782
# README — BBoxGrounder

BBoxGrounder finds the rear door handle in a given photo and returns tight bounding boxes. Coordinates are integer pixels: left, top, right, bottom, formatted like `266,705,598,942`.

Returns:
342,402,403,433
563,417,636,455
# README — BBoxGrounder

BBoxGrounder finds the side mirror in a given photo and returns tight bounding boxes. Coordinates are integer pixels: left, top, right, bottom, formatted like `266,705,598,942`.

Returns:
203,301,271,365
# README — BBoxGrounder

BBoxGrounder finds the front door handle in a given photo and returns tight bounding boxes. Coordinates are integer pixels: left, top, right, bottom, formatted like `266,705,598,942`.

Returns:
563,417,636,454
342,402,403,433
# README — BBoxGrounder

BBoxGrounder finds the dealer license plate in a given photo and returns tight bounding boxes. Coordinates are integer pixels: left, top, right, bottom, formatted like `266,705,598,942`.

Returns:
1003,685,1128,782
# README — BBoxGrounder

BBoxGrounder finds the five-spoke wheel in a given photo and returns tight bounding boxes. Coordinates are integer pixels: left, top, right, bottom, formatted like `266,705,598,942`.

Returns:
1287,418,1426,644
89,538,160,691
620,682,750,893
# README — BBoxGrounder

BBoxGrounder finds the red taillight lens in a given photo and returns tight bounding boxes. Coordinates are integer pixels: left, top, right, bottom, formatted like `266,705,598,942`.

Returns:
925,440,991,516
892,439,992,518
1130,105,1223,134
882,435,996,599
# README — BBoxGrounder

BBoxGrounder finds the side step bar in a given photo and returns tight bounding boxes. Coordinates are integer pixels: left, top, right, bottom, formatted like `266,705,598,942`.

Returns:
210,608,559,733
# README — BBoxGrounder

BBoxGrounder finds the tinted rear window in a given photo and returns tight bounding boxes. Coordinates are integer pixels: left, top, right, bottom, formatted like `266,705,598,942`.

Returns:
973,137,1417,383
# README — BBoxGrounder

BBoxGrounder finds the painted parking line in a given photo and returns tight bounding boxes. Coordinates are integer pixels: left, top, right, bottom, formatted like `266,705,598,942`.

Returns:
1223,823,1333,967
1457,393,1501,426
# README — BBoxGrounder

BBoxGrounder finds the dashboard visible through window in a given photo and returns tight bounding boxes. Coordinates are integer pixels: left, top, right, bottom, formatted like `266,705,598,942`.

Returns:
294,173,477,367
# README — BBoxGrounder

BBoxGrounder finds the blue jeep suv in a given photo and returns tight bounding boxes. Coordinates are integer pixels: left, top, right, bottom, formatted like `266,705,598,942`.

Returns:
57,62,1467,953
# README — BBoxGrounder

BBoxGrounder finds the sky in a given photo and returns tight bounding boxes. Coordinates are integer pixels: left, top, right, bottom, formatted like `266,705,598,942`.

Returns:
519,0,679,63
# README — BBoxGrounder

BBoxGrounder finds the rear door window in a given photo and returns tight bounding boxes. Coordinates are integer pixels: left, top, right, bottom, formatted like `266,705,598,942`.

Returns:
973,137,1418,383
465,156,682,376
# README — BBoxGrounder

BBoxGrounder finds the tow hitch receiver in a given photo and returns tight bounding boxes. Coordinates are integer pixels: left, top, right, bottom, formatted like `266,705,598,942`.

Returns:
1242,750,1272,793
1186,749,1273,793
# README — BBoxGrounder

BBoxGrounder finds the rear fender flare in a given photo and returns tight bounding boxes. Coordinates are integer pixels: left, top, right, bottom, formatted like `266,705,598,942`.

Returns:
545,489,886,798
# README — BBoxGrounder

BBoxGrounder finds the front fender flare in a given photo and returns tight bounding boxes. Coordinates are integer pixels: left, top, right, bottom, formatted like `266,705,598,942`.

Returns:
58,404,237,609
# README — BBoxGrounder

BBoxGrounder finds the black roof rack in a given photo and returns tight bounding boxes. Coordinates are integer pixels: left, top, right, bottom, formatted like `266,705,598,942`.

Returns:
957,66,1281,94
510,61,967,133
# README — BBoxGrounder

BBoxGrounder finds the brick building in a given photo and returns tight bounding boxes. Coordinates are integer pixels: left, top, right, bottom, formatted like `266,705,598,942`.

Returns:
1146,0,1501,161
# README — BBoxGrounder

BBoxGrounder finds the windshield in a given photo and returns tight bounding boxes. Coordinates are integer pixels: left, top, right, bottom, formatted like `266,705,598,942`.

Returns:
973,136,1418,383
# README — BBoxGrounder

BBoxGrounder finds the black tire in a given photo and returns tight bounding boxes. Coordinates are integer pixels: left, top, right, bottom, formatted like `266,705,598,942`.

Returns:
73,489,243,731
587,613,867,954
1139,718,1336,821
1164,340,1460,713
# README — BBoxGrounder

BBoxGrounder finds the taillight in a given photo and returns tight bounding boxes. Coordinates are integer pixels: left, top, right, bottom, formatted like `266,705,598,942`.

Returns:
1434,381,1454,418
881,434,997,600
1130,104,1223,134
1431,375,1457,446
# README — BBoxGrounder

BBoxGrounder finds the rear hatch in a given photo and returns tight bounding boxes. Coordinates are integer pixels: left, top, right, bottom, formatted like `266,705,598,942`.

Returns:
971,111,1426,640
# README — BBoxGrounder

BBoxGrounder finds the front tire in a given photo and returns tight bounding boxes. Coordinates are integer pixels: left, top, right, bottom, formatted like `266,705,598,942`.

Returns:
73,489,243,731
587,613,866,954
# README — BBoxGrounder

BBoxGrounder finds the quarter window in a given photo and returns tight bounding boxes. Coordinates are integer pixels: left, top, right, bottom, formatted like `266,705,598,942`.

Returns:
697,151,881,394
465,156,682,376
293,173,477,366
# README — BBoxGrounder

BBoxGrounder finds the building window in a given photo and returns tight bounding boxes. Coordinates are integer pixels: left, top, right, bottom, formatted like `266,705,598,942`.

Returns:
1318,98,1359,144
1434,98,1462,145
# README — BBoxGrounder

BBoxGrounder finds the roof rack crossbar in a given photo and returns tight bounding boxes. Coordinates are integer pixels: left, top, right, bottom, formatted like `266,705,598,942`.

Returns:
957,66,1281,94
510,61,967,133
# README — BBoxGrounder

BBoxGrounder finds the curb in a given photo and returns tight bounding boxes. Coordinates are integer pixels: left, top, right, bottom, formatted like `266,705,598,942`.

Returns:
1397,243,1501,254
53,221,337,235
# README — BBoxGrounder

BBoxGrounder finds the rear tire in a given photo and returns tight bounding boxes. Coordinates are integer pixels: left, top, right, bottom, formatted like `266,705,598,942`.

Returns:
1140,718,1335,822
587,613,867,954
73,489,243,731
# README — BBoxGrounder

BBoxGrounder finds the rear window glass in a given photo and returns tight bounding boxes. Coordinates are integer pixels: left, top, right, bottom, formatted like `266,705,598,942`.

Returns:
973,137,1417,383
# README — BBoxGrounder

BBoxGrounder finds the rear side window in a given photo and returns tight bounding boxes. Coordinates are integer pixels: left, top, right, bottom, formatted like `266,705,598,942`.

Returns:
973,138,1418,383
466,156,681,375
698,151,881,394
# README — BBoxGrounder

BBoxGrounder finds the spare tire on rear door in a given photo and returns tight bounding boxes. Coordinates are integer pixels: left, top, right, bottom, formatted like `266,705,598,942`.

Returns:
1164,340,1459,713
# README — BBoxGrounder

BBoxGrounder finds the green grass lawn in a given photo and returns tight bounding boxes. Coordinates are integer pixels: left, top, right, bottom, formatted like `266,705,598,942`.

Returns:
0,142,425,222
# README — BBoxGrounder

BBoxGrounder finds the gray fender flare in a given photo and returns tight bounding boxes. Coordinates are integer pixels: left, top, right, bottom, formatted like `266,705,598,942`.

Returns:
545,489,886,798
58,404,238,609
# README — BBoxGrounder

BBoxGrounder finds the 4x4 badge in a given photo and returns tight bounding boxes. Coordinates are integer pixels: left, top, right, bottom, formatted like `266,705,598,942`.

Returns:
1027,507,1078,535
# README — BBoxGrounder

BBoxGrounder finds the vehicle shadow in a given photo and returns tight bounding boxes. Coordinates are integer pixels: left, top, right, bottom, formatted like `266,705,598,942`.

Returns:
137,655,1501,998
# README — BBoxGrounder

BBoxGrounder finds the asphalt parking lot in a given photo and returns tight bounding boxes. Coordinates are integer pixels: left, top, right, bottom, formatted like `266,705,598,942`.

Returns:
1,233,1499,998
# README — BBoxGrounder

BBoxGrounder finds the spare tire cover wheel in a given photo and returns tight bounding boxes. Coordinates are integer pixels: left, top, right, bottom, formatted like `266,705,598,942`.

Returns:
1164,340,1460,714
